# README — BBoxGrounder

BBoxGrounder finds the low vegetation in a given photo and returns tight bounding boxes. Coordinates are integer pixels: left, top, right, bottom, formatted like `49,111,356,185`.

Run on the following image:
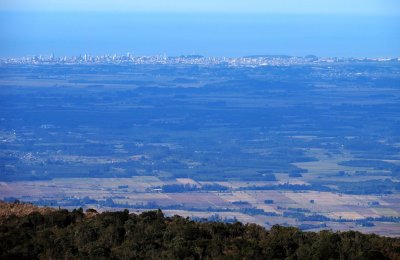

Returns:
0,201,55,219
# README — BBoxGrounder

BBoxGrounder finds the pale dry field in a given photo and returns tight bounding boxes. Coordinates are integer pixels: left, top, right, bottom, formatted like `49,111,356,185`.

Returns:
1,177,399,236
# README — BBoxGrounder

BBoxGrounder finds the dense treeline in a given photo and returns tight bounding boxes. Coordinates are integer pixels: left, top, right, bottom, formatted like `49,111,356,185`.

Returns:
159,183,229,193
1,207,399,259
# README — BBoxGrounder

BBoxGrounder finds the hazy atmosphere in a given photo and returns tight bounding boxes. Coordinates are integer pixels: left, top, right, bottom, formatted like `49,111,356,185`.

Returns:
1,1,400,259
1,0,399,57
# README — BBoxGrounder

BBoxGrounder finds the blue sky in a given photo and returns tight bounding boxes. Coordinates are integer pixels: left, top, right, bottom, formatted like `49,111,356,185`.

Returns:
1,0,399,15
0,0,399,57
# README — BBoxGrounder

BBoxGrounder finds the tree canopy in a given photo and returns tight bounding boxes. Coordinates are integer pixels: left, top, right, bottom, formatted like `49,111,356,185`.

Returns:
0,206,399,259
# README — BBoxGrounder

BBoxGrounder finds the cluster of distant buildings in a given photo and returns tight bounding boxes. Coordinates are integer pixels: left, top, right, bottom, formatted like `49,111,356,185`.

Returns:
1,53,398,67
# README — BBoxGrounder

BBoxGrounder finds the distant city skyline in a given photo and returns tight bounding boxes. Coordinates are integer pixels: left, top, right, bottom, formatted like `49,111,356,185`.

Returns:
3,53,399,60
2,52,398,69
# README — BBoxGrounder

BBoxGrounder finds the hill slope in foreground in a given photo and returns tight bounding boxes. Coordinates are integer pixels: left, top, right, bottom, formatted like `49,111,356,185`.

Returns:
1,202,399,259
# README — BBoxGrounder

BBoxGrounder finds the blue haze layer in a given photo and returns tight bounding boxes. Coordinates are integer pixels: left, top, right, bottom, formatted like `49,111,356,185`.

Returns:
0,12,399,57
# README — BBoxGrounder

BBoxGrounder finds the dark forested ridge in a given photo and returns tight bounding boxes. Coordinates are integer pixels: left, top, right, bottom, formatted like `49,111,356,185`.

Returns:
0,203,399,260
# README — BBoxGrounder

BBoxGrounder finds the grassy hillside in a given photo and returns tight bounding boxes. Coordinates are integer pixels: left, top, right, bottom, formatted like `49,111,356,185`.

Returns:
0,201,55,219
0,202,399,259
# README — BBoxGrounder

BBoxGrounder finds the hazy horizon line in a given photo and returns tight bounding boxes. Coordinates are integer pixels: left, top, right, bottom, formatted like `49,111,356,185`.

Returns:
2,53,399,59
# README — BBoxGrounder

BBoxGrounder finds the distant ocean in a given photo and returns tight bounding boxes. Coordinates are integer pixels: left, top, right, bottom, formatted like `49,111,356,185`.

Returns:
0,12,399,58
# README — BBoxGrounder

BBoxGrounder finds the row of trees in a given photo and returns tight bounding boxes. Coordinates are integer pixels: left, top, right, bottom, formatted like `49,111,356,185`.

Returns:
1,206,399,259
159,183,229,193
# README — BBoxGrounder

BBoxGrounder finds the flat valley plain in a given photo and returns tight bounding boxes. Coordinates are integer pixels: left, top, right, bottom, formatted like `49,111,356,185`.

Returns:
1,61,400,236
